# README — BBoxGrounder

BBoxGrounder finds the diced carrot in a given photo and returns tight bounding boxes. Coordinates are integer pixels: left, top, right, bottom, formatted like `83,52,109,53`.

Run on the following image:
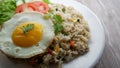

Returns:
70,41,75,46
54,45,60,53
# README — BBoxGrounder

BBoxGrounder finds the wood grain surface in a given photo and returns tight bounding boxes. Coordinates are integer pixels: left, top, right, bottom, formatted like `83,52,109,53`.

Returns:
76,0,120,68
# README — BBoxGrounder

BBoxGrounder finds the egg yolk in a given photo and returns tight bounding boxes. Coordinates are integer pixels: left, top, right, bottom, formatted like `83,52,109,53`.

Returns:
12,22,43,48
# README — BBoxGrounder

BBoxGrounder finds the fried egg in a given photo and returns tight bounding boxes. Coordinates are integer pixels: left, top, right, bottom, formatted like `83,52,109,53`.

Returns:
0,12,54,58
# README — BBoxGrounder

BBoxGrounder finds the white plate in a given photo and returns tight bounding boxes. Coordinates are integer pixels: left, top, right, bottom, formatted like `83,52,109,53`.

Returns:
0,0,105,68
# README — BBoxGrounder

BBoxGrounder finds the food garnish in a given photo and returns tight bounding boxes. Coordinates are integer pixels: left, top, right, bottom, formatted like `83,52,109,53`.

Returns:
43,0,51,4
54,23,63,35
53,14,63,23
44,12,64,35
33,1,50,13
0,0,50,25
43,13,51,19
53,14,64,35
22,24,34,34
15,1,49,14
0,0,17,25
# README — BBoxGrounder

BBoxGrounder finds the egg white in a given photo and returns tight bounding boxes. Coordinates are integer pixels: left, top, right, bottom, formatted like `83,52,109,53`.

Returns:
0,12,54,58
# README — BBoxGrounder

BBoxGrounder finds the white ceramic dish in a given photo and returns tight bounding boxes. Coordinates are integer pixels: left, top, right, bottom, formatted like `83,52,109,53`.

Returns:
0,0,105,68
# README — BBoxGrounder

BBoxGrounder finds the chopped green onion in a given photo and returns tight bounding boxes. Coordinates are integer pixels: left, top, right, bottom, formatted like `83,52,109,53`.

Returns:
53,14,64,35
53,14,63,24
43,13,51,19
22,24,34,34
43,0,51,4
54,23,63,35
49,9,53,14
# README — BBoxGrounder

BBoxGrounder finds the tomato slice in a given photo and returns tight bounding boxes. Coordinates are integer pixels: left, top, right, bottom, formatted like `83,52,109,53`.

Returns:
15,3,39,13
15,1,49,14
15,4,24,13
33,1,50,13
26,2,39,11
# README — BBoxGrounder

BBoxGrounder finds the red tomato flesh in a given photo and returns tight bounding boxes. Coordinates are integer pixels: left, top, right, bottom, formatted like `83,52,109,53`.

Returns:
33,1,50,13
15,1,49,14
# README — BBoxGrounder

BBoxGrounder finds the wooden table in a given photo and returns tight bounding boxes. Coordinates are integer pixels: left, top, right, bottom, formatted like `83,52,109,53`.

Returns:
76,0,120,68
